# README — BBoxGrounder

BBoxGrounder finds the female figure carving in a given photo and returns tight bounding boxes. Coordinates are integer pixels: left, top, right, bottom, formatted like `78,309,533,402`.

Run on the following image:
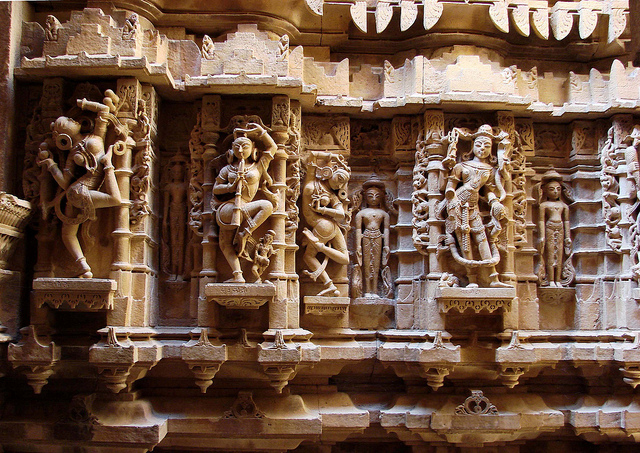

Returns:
37,92,123,278
534,170,574,287
301,152,351,297
438,124,511,288
213,123,276,283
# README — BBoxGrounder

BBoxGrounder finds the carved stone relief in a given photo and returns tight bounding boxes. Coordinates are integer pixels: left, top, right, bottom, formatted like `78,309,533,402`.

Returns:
533,170,575,287
301,151,351,297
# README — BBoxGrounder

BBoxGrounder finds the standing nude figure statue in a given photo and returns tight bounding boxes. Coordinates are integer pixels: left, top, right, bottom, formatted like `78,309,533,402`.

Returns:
301,152,351,297
213,123,277,283
438,124,511,288
37,92,123,278
353,178,394,298
535,170,574,287
163,155,188,281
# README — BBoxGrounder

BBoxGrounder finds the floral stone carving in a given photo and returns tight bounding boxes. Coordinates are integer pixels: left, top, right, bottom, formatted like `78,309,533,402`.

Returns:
455,390,498,415
436,124,521,289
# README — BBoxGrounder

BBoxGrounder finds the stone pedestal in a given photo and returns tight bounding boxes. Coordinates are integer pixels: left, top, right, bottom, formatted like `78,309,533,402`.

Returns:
350,296,394,330
205,282,276,309
436,287,516,314
33,278,117,311
303,296,350,329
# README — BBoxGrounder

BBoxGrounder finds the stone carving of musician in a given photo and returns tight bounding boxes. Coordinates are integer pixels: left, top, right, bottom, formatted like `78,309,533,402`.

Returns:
213,123,277,283
301,152,351,297
37,91,123,278
437,124,511,288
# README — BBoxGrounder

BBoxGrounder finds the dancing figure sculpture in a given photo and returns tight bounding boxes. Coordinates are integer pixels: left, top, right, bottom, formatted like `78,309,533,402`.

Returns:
301,152,351,297
213,123,277,283
37,91,123,277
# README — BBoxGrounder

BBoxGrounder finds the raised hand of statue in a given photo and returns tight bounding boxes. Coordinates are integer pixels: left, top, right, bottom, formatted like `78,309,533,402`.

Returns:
239,122,265,139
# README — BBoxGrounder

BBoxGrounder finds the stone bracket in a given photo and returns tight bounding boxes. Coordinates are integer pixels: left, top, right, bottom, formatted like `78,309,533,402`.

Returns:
205,282,275,309
258,330,303,393
89,327,161,393
378,331,461,391
34,278,117,311
303,296,350,316
181,328,228,393
8,325,60,394
436,287,516,314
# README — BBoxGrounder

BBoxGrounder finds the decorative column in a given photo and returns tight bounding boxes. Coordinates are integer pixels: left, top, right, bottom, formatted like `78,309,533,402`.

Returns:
197,95,221,327
268,95,292,330
410,110,445,329
284,101,302,329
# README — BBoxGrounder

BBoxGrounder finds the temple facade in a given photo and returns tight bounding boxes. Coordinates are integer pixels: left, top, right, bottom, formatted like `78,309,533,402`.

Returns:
0,0,639,451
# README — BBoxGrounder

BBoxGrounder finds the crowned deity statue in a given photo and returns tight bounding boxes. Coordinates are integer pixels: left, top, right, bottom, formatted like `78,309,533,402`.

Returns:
301,152,351,297
437,124,512,288
534,170,574,287
213,123,277,283
37,91,124,278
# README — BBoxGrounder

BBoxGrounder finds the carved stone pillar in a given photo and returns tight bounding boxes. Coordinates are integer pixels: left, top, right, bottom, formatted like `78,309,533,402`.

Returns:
284,101,301,329
268,95,292,329
198,95,221,327
411,110,445,330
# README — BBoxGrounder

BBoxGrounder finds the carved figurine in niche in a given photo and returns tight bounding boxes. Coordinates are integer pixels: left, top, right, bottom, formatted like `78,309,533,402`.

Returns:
301,152,351,297
534,170,575,287
162,155,189,281
213,123,277,283
437,124,511,288
202,35,215,60
36,91,123,278
44,15,61,41
122,13,139,40
250,229,275,283
352,178,396,299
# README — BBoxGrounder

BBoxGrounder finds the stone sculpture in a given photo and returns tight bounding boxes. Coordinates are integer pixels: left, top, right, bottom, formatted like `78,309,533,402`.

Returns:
44,15,61,41
163,155,189,281
202,35,215,60
437,124,511,288
250,229,275,283
37,91,124,278
301,151,351,297
352,177,395,298
122,13,138,40
213,123,277,283
534,170,574,287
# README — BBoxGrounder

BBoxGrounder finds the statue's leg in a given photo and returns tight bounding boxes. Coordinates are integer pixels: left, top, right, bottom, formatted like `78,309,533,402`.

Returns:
61,222,92,278
219,229,244,282
93,167,122,208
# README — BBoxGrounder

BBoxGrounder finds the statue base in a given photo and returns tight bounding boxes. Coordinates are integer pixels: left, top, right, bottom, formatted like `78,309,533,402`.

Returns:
205,282,275,309
436,286,515,314
34,278,117,311
537,286,576,305
350,297,394,330
303,296,350,316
